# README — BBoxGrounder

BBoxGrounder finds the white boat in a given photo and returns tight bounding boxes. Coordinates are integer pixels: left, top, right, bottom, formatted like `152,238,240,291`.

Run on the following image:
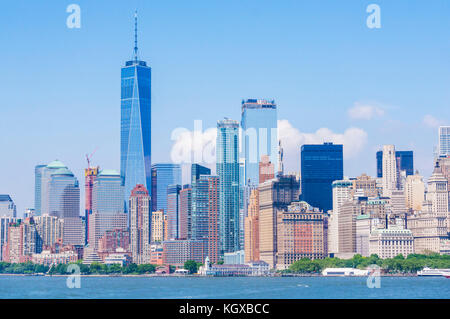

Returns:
417,267,450,276
322,268,369,277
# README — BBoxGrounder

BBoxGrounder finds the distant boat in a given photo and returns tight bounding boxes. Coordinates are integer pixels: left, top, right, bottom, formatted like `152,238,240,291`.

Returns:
417,267,450,277
322,268,369,277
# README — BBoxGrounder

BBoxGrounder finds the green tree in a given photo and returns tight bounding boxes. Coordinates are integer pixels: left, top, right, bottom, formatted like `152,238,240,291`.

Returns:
184,260,198,274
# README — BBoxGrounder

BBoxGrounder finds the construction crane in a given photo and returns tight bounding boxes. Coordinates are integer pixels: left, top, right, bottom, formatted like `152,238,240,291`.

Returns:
85,147,98,169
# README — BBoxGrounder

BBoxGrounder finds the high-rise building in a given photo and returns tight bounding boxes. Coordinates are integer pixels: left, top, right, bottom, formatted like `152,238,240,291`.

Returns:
191,164,211,184
376,149,414,179
300,143,343,213
89,170,127,250
0,216,17,260
405,172,425,211
244,189,260,262
34,214,63,249
439,126,450,156
166,184,182,240
84,166,99,245
329,179,353,255
0,195,16,217
44,165,82,246
191,172,220,263
259,155,275,184
129,184,151,264
276,201,327,269
425,162,449,231
3,218,41,263
151,163,181,213
436,155,450,212
179,185,192,240
34,164,47,215
121,13,152,210
258,175,300,268
381,145,398,196
241,99,278,187
217,118,241,254
151,210,165,243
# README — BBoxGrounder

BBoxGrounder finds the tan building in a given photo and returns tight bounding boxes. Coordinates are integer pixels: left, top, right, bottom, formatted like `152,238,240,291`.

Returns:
259,175,300,268
34,214,63,249
405,172,425,211
245,189,260,262
425,162,449,229
409,201,449,254
369,226,414,259
129,185,151,264
259,155,275,184
151,210,165,243
329,179,353,255
352,174,379,198
276,201,327,269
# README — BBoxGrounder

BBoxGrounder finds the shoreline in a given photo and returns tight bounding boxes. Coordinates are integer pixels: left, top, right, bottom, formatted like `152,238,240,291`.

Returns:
0,273,420,278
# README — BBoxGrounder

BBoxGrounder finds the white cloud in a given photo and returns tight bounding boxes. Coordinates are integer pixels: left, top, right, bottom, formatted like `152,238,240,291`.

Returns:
169,120,368,176
423,114,443,128
278,119,368,172
170,125,217,165
348,102,384,120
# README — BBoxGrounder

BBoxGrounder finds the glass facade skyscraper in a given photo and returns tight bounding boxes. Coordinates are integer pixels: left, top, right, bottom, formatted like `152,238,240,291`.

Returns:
34,164,46,216
376,150,414,178
151,163,182,213
439,126,450,156
300,143,343,213
120,15,152,211
241,99,278,187
166,184,182,240
216,118,240,254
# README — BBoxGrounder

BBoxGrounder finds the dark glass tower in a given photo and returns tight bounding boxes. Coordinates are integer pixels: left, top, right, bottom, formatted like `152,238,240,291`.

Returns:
121,12,152,210
376,150,414,178
300,143,343,212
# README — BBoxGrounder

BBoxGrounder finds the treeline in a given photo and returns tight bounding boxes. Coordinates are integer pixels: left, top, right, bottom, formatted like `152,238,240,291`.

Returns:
0,261,159,275
287,253,450,274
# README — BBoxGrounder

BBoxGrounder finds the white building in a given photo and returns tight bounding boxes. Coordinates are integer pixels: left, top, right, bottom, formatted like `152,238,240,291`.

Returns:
369,226,414,259
382,145,398,197
329,179,353,254
405,172,425,211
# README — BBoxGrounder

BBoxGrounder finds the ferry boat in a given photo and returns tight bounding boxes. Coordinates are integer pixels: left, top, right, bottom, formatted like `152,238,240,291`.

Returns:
417,267,450,277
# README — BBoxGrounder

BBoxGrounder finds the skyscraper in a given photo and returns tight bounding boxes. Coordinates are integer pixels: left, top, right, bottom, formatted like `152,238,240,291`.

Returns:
217,118,240,254
129,184,151,264
244,189,260,262
241,99,278,186
151,164,182,212
121,13,152,210
89,170,127,250
166,184,182,240
376,149,414,178
179,185,192,240
34,164,46,215
439,126,450,156
0,195,16,217
84,166,99,245
300,143,343,212
382,145,397,196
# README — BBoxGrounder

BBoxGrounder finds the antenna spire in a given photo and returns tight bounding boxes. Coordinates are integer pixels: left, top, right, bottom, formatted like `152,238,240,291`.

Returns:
134,10,138,62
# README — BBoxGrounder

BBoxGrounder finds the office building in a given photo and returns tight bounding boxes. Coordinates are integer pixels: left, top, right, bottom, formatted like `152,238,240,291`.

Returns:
241,99,278,187
216,118,241,254
300,143,343,212
369,226,414,259
376,150,414,178
162,239,207,266
244,189,260,262
151,163,181,213
89,170,127,250
84,166,99,244
151,210,165,243
129,184,151,264
179,185,192,240
276,201,327,269
0,216,17,260
259,155,275,184
329,179,353,255
439,126,450,156
259,175,300,268
121,13,152,209
34,214,64,249
166,184,181,240
0,195,16,217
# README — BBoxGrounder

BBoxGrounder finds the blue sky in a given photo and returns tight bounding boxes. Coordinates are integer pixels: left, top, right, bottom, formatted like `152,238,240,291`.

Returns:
0,0,449,216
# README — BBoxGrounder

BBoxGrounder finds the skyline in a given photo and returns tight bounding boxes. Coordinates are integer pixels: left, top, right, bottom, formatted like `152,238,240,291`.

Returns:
1,1,450,215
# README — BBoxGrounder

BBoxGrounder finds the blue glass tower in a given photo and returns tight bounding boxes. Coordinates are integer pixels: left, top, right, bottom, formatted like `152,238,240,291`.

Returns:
241,99,278,186
216,118,240,254
121,12,152,210
151,163,182,213
300,143,343,212
376,150,414,178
